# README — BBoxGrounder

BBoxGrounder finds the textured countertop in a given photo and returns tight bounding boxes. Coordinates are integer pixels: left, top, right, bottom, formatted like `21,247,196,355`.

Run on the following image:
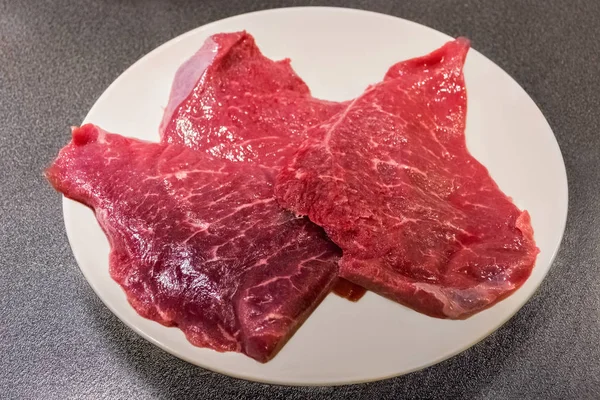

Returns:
2,0,599,398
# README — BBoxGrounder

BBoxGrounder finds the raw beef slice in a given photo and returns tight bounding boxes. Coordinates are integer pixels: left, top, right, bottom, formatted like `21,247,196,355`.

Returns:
275,38,539,319
160,31,346,169
160,31,365,301
46,124,342,362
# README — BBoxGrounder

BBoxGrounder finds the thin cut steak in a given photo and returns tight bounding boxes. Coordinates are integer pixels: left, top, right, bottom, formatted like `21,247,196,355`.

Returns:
47,124,341,362
160,31,365,300
160,31,346,170
275,38,539,319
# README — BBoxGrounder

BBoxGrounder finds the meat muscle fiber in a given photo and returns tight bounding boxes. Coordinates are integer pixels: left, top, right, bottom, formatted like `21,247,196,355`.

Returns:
275,38,539,319
47,125,342,362
160,31,365,300
160,31,346,170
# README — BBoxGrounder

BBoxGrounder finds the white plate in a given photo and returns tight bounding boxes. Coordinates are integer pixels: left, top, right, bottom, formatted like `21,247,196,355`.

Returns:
63,7,568,385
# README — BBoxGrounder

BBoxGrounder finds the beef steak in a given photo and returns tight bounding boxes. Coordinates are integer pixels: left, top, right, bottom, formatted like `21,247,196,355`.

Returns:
160,31,346,170
275,38,539,319
47,124,341,362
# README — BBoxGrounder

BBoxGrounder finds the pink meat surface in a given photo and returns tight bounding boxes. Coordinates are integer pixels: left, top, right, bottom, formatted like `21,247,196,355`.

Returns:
47,124,341,362
160,31,366,300
275,38,539,319
160,31,346,170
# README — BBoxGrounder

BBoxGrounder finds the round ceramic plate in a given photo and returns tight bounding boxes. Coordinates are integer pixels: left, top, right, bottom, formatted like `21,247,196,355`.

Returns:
63,7,568,385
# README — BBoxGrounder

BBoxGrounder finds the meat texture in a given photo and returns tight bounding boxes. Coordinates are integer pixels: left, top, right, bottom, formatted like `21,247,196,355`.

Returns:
275,38,539,319
160,31,346,170
160,31,365,300
47,124,341,362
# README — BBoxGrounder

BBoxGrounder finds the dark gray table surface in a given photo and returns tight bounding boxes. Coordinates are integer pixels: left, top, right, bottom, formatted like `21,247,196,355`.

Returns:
2,0,599,398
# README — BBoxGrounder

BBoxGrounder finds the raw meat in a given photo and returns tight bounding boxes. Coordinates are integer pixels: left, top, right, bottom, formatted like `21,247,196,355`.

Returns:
46,124,342,362
275,38,539,319
160,31,346,170
160,31,366,300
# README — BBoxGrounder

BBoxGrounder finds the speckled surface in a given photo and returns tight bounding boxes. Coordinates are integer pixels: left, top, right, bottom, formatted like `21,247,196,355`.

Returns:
1,0,599,398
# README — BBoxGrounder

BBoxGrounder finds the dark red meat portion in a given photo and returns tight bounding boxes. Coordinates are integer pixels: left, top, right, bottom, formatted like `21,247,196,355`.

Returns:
275,38,539,319
160,31,365,301
47,124,341,362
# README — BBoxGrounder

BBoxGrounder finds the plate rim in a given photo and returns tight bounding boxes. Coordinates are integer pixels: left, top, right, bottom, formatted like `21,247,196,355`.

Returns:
61,6,569,386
